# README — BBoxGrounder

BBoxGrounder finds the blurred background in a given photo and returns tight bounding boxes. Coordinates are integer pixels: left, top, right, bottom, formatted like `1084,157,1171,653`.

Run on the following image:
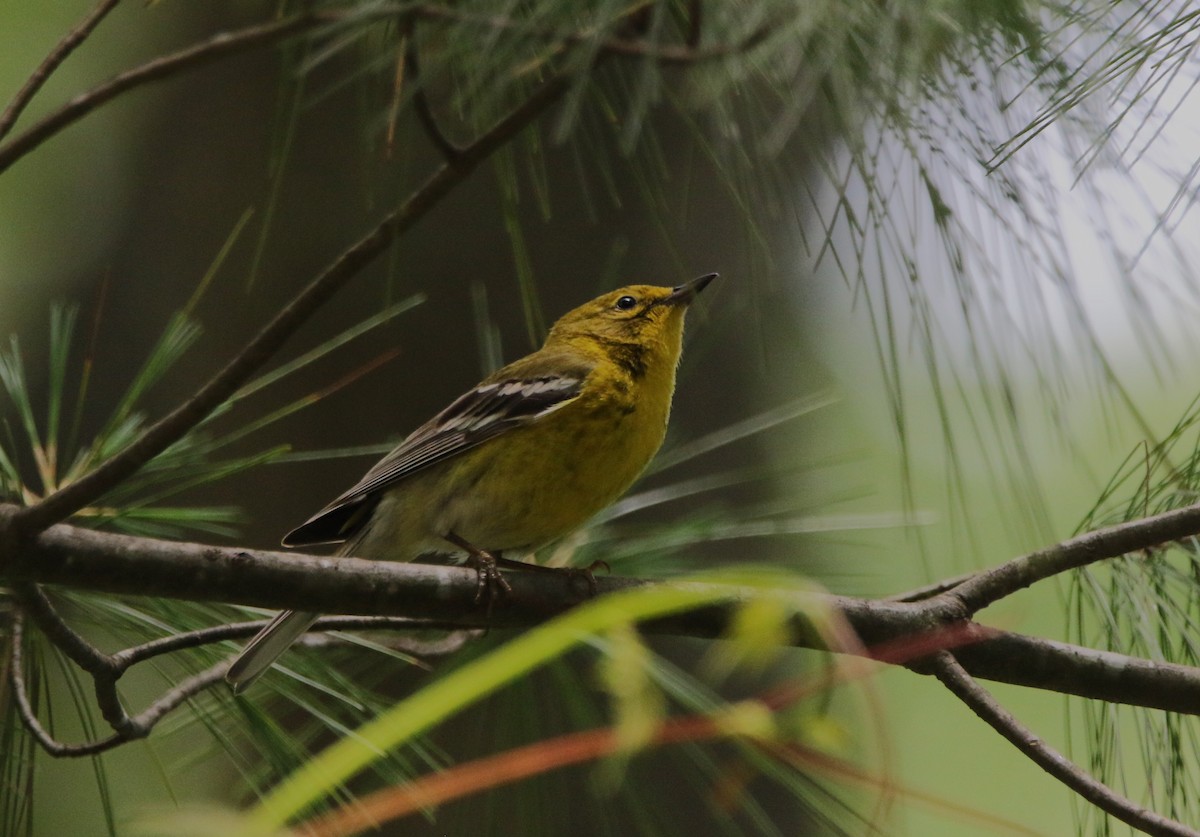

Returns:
3,1,1200,835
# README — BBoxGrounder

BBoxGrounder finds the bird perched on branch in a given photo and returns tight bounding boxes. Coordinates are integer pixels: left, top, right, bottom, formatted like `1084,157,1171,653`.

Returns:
226,273,717,693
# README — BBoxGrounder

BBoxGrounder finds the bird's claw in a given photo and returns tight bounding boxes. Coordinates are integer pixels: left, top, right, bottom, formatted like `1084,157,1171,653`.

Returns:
567,559,610,596
467,550,513,612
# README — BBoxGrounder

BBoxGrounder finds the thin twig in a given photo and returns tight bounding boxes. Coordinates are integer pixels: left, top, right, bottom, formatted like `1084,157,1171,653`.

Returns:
14,588,137,733
942,501,1200,614
404,31,464,166
931,651,1199,837
0,0,122,141
14,583,114,675
9,609,123,757
8,596,475,758
0,13,320,176
111,615,474,667
10,605,230,757
125,661,230,737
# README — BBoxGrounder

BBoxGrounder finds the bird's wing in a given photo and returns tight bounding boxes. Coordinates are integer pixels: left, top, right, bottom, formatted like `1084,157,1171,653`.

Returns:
282,362,590,546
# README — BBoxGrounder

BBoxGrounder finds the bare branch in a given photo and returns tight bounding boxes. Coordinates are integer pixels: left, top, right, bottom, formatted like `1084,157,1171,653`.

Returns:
8,609,144,757
126,661,229,737
4,505,1200,715
0,13,321,176
12,585,138,733
7,595,478,758
931,652,1199,837
111,615,474,667
944,501,1200,614
0,0,121,141
885,571,978,602
14,583,114,675
11,623,230,758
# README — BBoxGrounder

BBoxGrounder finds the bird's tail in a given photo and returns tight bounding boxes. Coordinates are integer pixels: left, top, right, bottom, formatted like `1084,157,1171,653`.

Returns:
225,610,319,694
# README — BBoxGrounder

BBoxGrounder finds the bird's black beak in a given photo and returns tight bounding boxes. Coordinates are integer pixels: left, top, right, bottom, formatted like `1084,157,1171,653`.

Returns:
665,272,718,305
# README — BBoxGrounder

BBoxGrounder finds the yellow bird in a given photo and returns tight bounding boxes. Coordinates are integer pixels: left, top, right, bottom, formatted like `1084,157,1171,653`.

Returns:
226,273,717,693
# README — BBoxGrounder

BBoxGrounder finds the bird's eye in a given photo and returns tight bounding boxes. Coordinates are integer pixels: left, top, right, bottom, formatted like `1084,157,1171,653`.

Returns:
615,295,637,311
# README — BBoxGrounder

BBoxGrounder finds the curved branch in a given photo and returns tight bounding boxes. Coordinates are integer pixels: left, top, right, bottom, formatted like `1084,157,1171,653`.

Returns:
404,31,464,166
931,652,1199,837
0,13,321,176
8,610,230,757
7,600,478,758
14,582,115,675
13,585,136,733
943,501,1200,615
0,0,121,140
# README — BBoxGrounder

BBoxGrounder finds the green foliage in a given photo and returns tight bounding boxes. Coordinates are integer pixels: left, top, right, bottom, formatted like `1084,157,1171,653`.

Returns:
4,0,1200,835
0,295,427,835
1067,399,1200,832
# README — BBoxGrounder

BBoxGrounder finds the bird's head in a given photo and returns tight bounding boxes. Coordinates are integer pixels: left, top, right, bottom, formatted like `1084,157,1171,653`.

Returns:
547,273,717,361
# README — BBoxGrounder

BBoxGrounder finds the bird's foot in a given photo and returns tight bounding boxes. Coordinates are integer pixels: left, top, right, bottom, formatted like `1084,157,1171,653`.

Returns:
566,559,610,596
467,550,513,609
445,532,513,612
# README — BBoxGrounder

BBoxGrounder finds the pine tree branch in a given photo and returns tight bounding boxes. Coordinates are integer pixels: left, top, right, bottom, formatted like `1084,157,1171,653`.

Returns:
4,504,1200,716
931,652,1199,837
0,12,320,176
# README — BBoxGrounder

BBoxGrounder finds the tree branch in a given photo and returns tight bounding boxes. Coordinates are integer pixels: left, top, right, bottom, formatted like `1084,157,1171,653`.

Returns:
7,608,230,756
4,505,1200,715
0,0,121,141
404,30,465,167
110,615,474,668
12,584,137,734
6,595,477,758
931,652,1199,837
0,12,320,176
942,501,1200,614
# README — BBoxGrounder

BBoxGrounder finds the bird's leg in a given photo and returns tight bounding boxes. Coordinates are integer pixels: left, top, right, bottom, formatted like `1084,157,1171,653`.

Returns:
445,531,513,608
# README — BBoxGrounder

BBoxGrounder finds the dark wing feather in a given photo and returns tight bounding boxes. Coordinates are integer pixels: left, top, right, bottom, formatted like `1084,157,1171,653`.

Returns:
282,371,587,546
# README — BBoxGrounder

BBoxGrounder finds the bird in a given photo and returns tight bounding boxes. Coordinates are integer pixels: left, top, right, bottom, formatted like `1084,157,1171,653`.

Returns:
225,273,717,693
